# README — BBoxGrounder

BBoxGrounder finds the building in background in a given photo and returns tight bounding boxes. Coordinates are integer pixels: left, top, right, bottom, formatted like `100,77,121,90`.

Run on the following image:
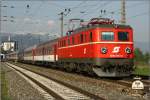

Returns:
0,35,18,53
1,41,16,52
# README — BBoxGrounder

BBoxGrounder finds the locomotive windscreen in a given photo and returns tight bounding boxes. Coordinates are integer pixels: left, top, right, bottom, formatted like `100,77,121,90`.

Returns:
101,32,114,41
118,32,129,41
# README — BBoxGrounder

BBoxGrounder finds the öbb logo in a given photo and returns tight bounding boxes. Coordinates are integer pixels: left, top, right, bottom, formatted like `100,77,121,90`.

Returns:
112,47,120,53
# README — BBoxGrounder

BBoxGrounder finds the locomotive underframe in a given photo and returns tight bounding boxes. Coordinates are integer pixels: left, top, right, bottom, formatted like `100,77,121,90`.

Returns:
93,58,134,77
59,58,134,77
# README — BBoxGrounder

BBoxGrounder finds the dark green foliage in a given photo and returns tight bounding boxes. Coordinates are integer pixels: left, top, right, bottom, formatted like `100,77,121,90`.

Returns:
134,48,150,64
144,52,150,64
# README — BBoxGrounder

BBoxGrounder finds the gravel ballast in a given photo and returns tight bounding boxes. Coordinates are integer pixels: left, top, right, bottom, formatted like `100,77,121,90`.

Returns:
11,62,147,100
1,63,47,100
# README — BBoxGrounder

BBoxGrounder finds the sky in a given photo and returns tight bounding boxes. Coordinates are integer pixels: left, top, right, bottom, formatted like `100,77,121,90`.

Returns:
0,0,150,43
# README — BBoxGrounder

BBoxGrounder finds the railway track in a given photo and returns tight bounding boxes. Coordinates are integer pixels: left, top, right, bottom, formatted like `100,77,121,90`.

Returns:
5,62,105,100
7,61,150,98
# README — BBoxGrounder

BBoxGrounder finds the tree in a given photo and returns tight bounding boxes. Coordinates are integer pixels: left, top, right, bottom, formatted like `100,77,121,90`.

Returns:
134,48,144,62
144,52,150,64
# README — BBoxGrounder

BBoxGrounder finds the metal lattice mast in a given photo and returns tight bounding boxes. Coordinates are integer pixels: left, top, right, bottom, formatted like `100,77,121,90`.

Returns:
121,0,126,24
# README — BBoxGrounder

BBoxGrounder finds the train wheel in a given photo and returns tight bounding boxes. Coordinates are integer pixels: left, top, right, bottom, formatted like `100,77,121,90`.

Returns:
68,63,76,72
87,64,95,76
76,63,82,73
63,62,67,70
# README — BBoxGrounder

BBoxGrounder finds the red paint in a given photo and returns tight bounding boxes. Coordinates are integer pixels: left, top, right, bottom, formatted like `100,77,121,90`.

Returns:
57,26,133,59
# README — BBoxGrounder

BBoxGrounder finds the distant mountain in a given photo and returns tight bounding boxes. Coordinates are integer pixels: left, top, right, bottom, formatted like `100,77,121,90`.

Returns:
0,33,52,51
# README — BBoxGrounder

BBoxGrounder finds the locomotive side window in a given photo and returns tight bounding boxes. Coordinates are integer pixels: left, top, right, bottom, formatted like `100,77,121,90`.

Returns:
118,32,129,41
62,40,64,47
59,41,61,47
62,40,64,46
80,34,83,43
84,34,86,42
64,40,66,46
72,37,74,45
101,32,114,41
68,39,70,45
90,32,92,42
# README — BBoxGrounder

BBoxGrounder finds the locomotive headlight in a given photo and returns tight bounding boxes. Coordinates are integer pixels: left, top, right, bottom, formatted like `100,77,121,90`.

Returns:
101,47,107,54
125,47,131,54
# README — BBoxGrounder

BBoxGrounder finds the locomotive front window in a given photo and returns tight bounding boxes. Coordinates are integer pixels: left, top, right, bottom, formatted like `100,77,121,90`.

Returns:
101,32,114,41
118,32,129,41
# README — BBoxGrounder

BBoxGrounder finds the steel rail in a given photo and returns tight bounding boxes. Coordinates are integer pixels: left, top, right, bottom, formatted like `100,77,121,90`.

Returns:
6,62,105,100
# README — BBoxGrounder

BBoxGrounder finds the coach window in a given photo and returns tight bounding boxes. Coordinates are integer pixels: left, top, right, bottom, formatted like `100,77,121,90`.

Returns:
118,32,129,41
101,32,114,41
90,32,93,42
45,49,47,54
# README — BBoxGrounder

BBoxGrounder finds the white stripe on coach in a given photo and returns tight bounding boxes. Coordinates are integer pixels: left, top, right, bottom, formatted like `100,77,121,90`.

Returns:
24,55,58,62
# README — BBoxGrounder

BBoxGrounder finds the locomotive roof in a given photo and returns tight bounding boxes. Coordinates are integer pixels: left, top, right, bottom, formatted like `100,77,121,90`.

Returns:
72,24,132,34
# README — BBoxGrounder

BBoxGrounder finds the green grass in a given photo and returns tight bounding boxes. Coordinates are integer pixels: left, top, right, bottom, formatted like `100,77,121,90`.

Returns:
1,66,10,100
134,64,150,76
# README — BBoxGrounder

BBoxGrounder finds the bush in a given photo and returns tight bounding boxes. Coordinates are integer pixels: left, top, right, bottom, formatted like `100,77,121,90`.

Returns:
134,48,150,65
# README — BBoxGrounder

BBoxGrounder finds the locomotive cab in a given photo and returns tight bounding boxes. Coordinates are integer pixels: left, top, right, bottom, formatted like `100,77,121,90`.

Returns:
90,18,134,77
57,18,134,77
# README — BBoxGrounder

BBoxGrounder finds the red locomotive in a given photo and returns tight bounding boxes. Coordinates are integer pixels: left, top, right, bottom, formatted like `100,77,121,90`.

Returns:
6,18,134,77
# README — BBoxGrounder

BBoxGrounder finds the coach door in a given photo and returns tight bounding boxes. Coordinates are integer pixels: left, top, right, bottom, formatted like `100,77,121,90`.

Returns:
32,49,35,61
54,44,57,62
42,47,44,62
